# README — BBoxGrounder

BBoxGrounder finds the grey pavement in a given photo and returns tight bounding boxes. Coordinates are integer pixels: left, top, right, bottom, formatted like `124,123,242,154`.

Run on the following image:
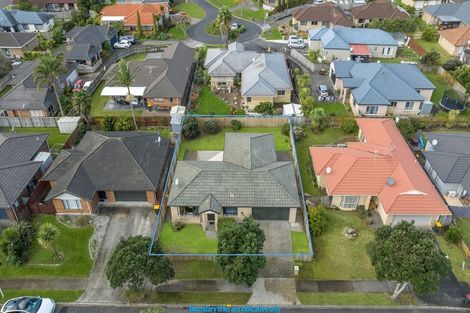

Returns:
296,280,400,293
78,206,156,304
0,279,88,290
248,278,299,305
153,280,250,293
258,221,293,278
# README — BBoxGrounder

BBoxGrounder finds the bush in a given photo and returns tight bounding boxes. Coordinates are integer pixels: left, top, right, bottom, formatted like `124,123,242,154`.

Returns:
281,123,290,136
78,121,87,137
101,115,116,131
445,226,462,244
0,221,35,266
357,205,369,220
308,205,328,237
397,118,416,141
183,117,199,139
420,51,440,66
293,126,306,142
203,119,219,134
231,119,242,130
342,119,358,134
254,101,276,115
446,110,460,129
310,108,327,131
442,59,463,72
115,116,135,131
232,108,246,115
76,215,90,227
422,26,438,41
171,221,185,232
217,217,236,231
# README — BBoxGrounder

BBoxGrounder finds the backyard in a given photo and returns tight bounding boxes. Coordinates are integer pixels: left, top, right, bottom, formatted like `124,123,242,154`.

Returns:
415,39,451,64
90,81,144,117
193,86,231,115
316,103,349,117
0,127,70,150
159,223,218,254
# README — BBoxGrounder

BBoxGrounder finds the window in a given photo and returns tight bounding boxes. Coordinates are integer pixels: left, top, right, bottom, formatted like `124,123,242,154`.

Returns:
322,21,327,26
169,98,173,102
63,199,82,210
223,207,238,216
373,47,378,52
340,196,359,209
390,101,397,107
358,19,365,23
179,207,196,216
246,97,252,103
311,21,318,25
277,90,285,96
365,105,378,115
47,105,55,116
382,47,391,55
300,21,307,26
404,101,414,110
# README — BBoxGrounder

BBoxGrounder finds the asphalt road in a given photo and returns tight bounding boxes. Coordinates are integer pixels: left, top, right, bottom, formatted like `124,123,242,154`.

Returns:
187,0,261,44
0,0,11,8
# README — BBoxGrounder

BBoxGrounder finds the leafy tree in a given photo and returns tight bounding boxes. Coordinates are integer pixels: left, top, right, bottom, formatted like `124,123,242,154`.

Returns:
0,54,12,78
216,7,232,48
37,33,54,51
193,68,209,86
310,107,327,130
182,116,199,139
442,59,462,72
396,118,416,140
111,21,125,35
446,110,460,128
101,41,112,58
136,11,143,38
293,125,305,142
71,89,91,123
308,205,327,237
106,236,174,292
37,223,62,260
216,217,266,286
369,221,451,299
114,59,138,130
101,115,116,131
453,65,470,93
152,14,158,38
420,51,441,66
445,226,462,244
368,18,418,34
33,52,67,116
52,24,65,46
422,26,438,41
253,101,275,115
115,116,135,131
203,119,219,134
0,221,34,266
17,0,37,10
231,119,242,130
300,96,315,115
342,119,358,134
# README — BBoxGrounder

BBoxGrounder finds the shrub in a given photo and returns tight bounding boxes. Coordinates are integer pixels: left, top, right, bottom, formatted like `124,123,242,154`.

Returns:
357,205,369,220
0,221,35,266
422,26,438,41
78,121,87,137
76,215,90,227
218,217,236,231
254,101,276,115
231,119,242,130
446,110,460,129
310,108,327,131
442,59,463,72
171,221,185,232
293,126,306,142
420,51,440,66
445,226,462,244
101,115,116,131
183,117,199,139
115,116,135,131
342,119,358,134
203,119,219,134
308,205,328,237
232,108,246,115
397,118,416,140
281,123,290,136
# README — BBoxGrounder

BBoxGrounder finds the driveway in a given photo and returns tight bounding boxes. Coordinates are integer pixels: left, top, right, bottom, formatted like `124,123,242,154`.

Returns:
78,206,156,304
187,0,261,44
258,221,292,278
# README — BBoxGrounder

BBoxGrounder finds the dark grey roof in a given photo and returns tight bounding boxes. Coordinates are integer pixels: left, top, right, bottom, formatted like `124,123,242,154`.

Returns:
424,2,470,25
43,132,170,201
0,32,37,48
198,194,222,214
0,133,48,207
168,133,301,209
63,43,101,61
63,25,118,61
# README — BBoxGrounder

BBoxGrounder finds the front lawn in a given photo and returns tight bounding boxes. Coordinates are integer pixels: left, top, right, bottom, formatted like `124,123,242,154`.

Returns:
292,231,310,254
456,218,470,246
173,2,206,18
159,223,217,254
233,8,266,21
296,209,376,280
194,86,231,115
90,81,144,117
124,53,147,62
316,103,349,117
168,25,188,40
0,215,94,278
415,39,451,64
262,28,283,40
172,261,223,279
0,127,70,149
1,290,84,303
437,236,470,282
178,127,291,159
207,0,233,8
146,292,251,304
297,292,397,306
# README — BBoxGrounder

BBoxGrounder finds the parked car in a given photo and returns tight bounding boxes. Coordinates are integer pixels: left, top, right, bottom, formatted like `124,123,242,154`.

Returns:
83,81,93,90
1,296,56,313
114,40,132,49
314,0,325,3
230,23,239,31
317,84,329,97
72,79,85,91
288,35,305,49
119,35,135,44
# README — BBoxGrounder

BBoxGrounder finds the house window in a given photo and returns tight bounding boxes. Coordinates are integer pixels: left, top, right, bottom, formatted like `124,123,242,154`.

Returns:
365,105,378,115
358,18,365,23
311,21,318,25
404,101,414,110
390,101,397,107
170,98,173,102
47,105,55,116
277,90,285,96
300,21,307,26
63,199,82,210
340,196,359,209
179,207,196,216
373,47,378,52
322,21,327,26
382,47,391,55
223,207,238,216
246,97,252,103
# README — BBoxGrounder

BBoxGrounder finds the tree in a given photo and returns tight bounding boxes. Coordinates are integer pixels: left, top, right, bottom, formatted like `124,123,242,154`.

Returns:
308,205,327,237
71,89,91,123
446,110,460,128
310,107,327,130
182,116,199,139
445,226,462,244
114,59,138,130
101,115,117,131
422,26,438,41
106,236,174,292
342,119,358,134
37,223,62,260
231,119,242,130
152,14,158,38
136,11,143,38
216,7,232,48
17,0,36,10
293,125,305,141
115,116,135,131
33,52,67,116
368,18,419,34
396,118,416,140
51,24,65,46
0,54,12,78
216,217,266,286
369,221,451,299
442,59,462,72
111,21,125,35
203,119,219,134
453,65,470,93
253,101,276,115
420,51,441,66
0,221,34,266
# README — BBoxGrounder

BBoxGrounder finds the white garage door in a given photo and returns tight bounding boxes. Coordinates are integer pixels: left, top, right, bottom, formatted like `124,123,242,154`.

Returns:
391,215,433,227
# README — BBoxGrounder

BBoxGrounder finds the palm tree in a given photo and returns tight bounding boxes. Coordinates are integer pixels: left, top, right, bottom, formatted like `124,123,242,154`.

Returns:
33,52,67,116
71,89,91,123
115,59,138,130
216,7,232,48
37,222,62,261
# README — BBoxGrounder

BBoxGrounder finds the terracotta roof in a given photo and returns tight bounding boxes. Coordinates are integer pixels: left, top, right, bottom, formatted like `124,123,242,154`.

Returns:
101,3,168,26
350,44,370,55
439,26,470,46
352,0,409,20
292,3,352,27
310,118,450,216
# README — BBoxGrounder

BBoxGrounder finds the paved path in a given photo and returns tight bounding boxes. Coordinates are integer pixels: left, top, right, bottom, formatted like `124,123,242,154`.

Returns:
0,279,88,290
153,280,250,292
248,278,298,305
187,0,261,44
296,280,400,293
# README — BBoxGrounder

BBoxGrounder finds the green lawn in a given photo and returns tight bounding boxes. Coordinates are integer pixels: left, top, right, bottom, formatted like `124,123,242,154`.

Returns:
424,71,448,104
194,86,231,115
456,218,470,246
1,290,84,303
297,292,397,306
147,292,251,304
0,215,94,278
415,39,451,64
178,127,291,159
372,47,419,64
172,261,223,279
124,53,147,62
0,127,70,149
233,8,266,21
296,209,376,280
262,28,283,40
292,231,310,254
437,236,470,282
316,103,349,117
0,85,12,98
168,25,188,40
90,81,144,117
159,223,217,253
173,2,206,18
208,0,233,8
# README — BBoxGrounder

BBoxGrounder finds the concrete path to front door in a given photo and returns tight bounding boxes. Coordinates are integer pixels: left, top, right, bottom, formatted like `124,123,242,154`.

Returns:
78,206,155,304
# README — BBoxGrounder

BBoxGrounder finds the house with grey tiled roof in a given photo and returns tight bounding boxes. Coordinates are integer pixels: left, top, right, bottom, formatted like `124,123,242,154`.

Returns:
0,32,38,59
0,9,54,32
330,60,435,116
0,132,49,221
422,1,470,29
42,132,171,214
167,133,301,231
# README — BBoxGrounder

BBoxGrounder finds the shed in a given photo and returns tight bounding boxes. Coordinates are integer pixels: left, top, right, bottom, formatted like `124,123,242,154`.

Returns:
57,116,81,134
170,105,186,133
283,103,303,116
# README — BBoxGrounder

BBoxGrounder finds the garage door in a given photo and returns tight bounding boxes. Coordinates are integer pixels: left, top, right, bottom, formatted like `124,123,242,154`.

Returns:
252,207,290,220
114,191,148,202
392,215,432,227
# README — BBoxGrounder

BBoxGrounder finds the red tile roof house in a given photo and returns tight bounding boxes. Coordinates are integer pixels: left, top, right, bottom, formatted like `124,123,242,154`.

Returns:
310,118,452,227
351,0,409,27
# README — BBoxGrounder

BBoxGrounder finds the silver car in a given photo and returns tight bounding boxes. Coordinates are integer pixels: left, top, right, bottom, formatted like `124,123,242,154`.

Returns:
317,84,329,97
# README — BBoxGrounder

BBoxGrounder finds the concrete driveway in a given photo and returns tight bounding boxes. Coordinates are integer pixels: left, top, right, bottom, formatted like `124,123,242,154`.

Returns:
258,221,292,278
78,206,155,304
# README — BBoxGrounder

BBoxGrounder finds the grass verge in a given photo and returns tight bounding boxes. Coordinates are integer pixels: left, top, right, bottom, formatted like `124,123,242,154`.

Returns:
146,292,251,304
173,2,206,18
292,231,310,254
1,290,84,303
297,292,397,306
262,28,283,40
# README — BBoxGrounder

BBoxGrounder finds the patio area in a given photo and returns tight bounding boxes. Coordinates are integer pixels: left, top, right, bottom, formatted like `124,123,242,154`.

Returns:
213,87,242,109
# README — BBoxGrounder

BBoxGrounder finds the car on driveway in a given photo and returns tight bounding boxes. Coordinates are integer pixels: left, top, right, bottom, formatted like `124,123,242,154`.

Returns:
230,23,239,31
1,296,56,313
72,79,85,91
114,40,132,49
288,35,305,49
119,35,135,44
317,84,329,97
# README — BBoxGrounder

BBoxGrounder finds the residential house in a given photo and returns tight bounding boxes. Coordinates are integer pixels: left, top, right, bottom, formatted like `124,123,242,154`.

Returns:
351,0,409,27
100,3,169,32
310,118,452,227
0,32,38,59
168,133,301,230
11,0,78,12
330,60,435,116
101,42,194,110
292,3,352,33
0,133,50,221
42,132,171,214
64,25,119,73
204,42,292,110
308,26,398,61
422,2,470,29
0,9,54,32
438,26,470,56
401,0,442,12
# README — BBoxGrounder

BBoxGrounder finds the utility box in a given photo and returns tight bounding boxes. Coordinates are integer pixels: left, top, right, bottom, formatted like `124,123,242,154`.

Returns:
57,116,81,134
294,265,299,276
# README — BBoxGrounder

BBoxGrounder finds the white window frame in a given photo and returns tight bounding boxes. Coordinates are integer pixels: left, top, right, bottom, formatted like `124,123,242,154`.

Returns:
340,196,359,209
365,105,378,115
179,206,196,216
277,90,285,96
404,101,414,111
63,199,82,210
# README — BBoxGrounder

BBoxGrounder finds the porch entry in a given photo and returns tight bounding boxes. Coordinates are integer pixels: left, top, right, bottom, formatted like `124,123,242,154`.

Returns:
207,213,216,230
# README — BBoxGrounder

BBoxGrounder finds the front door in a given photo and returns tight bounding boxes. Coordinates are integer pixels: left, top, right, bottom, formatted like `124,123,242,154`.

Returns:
207,213,215,225
98,191,107,202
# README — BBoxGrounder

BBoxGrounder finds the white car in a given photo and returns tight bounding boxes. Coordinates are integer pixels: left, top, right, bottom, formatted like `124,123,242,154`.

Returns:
1,296,56,313
230,23,239,31
288,35,305,49
114,40,132,49
83,81,93,90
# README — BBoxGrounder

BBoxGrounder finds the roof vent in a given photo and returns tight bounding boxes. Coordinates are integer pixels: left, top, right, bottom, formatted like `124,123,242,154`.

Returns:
431,139,438,146
325,167,332,174
174,178,179,186
386,177,395,186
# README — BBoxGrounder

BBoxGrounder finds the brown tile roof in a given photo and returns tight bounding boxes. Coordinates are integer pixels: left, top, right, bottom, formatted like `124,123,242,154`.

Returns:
439,26,470,46
292,3,352,27
100,3,168,26
351,0,409,20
